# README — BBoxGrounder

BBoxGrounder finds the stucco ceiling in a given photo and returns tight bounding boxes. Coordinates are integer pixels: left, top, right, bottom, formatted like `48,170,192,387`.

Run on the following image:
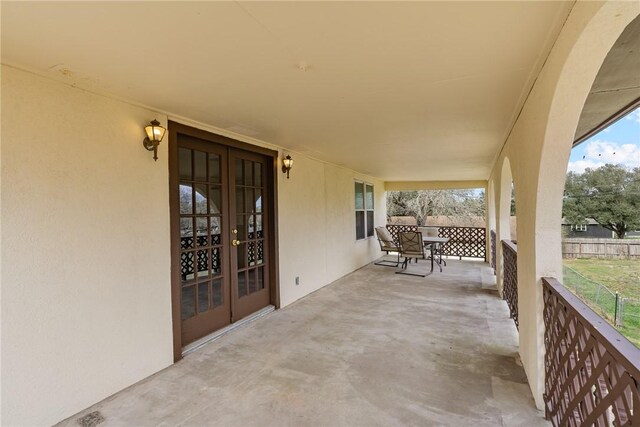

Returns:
2,1,574,181
574,14,640,145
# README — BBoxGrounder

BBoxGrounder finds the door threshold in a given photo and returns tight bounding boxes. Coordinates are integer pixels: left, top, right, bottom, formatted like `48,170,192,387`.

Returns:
182,305,275,357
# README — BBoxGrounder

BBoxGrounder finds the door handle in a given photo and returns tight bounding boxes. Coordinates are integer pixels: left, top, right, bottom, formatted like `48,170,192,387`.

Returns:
232,239,240,247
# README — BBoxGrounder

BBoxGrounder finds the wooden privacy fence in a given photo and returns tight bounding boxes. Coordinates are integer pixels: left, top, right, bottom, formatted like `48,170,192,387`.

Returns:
385,224,486,260
563,238,640,259
501,239,518,329
542,277,640,426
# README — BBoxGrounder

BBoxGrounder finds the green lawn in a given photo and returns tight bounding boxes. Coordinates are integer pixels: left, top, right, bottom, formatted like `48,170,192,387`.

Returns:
563,258,640,348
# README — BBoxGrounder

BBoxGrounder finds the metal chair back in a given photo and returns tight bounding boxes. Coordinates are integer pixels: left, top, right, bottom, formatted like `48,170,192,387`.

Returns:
398,231,426,259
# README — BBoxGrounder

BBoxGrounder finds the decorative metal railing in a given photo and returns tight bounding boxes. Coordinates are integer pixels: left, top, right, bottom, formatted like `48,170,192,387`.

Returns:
501,239,518,329
542,277,640,427
386,224,486,260
180,231,263,279
490,229,496,273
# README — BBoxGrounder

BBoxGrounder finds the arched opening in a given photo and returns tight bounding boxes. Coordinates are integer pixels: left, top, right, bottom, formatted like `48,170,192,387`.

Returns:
528,4,640,417
499,158,514,243
495,157,517,297
559,14,640,349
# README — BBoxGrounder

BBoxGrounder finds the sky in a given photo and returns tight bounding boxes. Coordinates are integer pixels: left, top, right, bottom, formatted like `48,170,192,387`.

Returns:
567,107,640,173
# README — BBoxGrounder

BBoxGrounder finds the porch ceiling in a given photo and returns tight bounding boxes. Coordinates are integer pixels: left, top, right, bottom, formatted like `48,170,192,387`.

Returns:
2,1,572,181
573,15,640,145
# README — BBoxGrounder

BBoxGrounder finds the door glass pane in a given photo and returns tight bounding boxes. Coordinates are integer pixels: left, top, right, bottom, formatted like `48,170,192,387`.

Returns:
237,271,247,297
196,217,208,246
244,160,253,186
246,188,254,213
198,282,210,313
258,267,264,289
367,211,374,237
196,250,209,278
180,218,194,249
248,269,257,293
237,215,246,241
180,184,193,214
208,154,220,183
235,159,243,185
254,163,262,187
255,215,263,234
256,240,264,265
248,215,255,238
209,186,221,214
181,251,195,283
355,182,364,210
212,247,222,276
211,217,221,242
255,191,262,213
248,241,256,266
212,278,223,307
365,184,374,210
179,148,192,180
194,151,207,181
356,211,365,239
237,243,246,269
181,286,196,319
195,184,208,214
236,188,245,213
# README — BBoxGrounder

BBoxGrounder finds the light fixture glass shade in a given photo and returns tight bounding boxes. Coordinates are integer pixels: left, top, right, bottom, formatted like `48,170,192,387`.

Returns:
283,156,293,168
145,119,166,142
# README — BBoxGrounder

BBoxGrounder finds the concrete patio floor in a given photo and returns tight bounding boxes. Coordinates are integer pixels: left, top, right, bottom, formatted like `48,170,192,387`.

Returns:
61,259,548,427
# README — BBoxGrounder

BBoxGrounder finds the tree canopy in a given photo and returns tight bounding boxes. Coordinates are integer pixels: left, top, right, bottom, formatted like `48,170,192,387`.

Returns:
386,189,485,225
563,164,640,239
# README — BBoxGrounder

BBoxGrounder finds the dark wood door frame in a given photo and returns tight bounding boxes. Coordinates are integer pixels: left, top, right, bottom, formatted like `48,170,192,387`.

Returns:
168,121,280,362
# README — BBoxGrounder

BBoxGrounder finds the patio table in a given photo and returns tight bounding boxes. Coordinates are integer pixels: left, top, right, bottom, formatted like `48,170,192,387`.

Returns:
422,236,449,272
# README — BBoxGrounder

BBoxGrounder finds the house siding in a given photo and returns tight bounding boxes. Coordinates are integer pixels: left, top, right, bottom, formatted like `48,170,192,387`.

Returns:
562,224,614,238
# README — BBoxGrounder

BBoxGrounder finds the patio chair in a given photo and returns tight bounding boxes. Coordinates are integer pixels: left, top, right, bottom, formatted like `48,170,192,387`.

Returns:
396,231,433,277
374,226,401,267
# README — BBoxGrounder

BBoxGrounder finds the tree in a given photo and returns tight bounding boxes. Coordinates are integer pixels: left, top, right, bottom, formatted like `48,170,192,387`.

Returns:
563,164,640,239
387,189,485,225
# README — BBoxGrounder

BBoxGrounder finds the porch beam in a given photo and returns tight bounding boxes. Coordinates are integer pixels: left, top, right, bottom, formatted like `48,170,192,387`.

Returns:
384,180,487,192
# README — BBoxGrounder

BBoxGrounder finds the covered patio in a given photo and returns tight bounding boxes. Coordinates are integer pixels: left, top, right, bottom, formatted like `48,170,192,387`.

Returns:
61,260,546,427
3,1,640,425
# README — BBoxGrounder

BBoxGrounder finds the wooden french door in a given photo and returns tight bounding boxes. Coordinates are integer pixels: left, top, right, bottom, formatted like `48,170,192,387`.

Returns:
229,149,271,321
170,123,277,355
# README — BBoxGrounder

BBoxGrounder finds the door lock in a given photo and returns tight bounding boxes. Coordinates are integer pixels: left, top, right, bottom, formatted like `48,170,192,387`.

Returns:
231,229,238,235
232,239,240,247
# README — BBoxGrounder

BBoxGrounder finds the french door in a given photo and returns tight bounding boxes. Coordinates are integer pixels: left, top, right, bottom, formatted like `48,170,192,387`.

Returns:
170,123,277,355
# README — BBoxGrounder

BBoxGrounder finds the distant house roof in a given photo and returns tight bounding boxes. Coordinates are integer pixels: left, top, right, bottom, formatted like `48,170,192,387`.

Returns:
425,215,486,227
388,216,418,225
561,218,600,225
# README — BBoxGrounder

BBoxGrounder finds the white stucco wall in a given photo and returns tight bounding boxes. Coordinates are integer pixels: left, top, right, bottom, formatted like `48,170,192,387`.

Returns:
1,65,387,425
278,159,385,307
1,66,174,426
487,1,639,409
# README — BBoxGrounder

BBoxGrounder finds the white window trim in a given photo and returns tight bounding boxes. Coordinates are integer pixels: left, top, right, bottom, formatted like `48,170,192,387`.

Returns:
355,180,375,240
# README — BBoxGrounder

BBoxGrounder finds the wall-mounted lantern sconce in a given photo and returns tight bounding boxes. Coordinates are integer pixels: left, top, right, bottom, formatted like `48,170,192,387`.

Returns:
282,154,294,179
143,119,167,161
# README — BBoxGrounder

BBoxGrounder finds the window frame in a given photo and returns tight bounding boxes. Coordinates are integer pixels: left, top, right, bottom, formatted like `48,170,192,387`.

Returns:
355,180,375,240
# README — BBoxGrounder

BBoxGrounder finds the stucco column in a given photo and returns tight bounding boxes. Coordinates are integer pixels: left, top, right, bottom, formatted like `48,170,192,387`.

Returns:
488,1,639,410
485,182,493,265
